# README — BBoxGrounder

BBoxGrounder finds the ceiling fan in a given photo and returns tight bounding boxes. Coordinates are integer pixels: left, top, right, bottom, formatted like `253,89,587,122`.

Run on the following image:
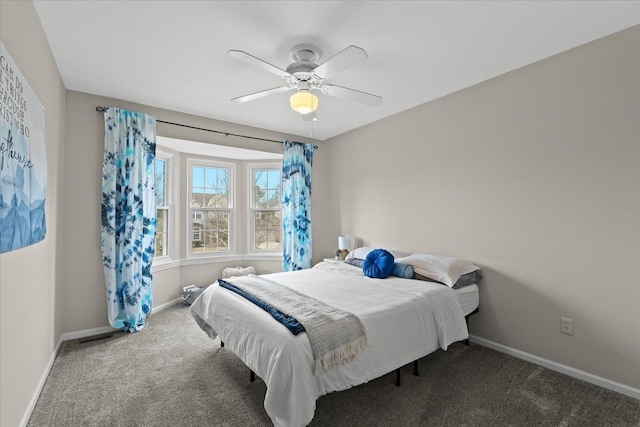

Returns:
228,44,383,119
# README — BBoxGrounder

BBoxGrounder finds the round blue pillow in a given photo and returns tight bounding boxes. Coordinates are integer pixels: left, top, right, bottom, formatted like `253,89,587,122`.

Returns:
363,249,395,279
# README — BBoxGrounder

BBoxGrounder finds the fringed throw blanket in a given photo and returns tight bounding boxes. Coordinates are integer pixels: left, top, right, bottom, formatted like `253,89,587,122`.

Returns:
220,275,370,375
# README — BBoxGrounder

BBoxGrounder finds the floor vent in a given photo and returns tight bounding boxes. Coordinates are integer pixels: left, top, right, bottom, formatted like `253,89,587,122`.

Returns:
78,333,115,344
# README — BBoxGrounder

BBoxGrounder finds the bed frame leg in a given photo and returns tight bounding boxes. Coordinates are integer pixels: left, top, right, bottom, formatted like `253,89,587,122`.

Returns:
250,370,255,382
464,308,479,346
464,314,471,346
395,369,401,386
413,360,419,376
220,340,225,348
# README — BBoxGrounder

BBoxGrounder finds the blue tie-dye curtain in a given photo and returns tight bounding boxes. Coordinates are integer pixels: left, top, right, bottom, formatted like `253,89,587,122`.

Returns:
282,140,313,271
101,108,156,332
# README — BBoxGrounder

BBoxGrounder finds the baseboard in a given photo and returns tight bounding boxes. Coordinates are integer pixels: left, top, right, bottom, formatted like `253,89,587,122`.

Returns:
19,338,63,427
152,297,181,314
59,298,181,341
60,325,117,342
470,335,640,400
21,297,183,427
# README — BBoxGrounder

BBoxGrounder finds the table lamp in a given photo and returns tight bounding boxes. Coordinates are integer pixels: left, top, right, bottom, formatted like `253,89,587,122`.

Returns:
338,235,350,260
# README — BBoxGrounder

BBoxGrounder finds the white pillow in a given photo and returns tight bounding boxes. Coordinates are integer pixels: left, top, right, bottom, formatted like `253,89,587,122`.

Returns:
395,254,479,288
221,266,256,279
345,246,409,261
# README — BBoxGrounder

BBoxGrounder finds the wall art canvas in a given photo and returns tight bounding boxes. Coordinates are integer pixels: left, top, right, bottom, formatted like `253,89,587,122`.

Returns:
0,41,47,253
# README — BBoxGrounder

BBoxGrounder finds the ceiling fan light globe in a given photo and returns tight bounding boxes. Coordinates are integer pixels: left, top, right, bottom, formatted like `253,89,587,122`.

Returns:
290,91,318,114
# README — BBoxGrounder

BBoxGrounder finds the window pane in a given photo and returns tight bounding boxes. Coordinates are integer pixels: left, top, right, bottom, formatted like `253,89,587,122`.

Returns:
192,166,230,208
191,193,203,208
205,167,216,190
191,210,230,253
267,189,280,209
217,191,228,208
218,169,229,189
250,167,281,252
254,170,267,207
255,182,267,208
202,231,216,252
155,208,167,257
254,169,281,209
254,210,281,250
154,157,169,259
192,226,203,252
191,192,204,207
155,159,165,206
156,208,165,234
254,170,266,186
274,187,282,208
268,170,280,189
191,166,204,206
218,231,229,251
192,167,204,187
202,193,213,208
190,162,233,255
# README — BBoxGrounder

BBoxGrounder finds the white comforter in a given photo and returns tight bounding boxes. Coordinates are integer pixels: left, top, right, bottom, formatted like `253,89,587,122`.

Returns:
190,261,468,427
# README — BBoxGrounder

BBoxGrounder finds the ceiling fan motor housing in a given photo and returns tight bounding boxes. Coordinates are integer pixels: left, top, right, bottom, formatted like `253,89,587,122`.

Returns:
286,44,323,81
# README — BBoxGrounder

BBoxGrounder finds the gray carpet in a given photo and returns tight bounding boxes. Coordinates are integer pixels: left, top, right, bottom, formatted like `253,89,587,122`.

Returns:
28,304,640,427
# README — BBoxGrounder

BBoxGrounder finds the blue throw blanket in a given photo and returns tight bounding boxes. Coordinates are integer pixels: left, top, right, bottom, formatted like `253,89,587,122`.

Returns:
218,279,305,335
218,274,370,375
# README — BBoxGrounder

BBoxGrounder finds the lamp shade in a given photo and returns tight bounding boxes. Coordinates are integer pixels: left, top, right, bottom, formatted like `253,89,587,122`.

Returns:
338,236,350,250
290,90,318,114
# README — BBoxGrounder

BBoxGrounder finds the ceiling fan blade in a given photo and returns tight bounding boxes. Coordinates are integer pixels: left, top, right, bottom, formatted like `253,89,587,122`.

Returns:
231,86,292,103
323,84,383,107
313,45,368,79
228,50,292,78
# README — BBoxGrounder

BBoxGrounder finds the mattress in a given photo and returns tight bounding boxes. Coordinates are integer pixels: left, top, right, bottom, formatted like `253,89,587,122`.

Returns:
455,284,479,316
341,260,479,316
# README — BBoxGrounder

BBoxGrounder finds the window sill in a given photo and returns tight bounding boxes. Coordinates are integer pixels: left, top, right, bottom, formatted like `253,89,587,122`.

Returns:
246,252,283,259
152,254,283,271
152,257,180,272
181,254,283,267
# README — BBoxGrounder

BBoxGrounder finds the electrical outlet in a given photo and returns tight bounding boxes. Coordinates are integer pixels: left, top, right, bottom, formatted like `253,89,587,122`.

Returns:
560,317,574,336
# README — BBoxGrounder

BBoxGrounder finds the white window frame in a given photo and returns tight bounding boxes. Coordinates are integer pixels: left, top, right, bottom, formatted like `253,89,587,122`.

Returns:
153,151,174,264
187,158,235,257
248,163,283,254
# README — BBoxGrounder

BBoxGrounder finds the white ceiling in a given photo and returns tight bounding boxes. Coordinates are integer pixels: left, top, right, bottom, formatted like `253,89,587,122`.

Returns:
34,1,640,141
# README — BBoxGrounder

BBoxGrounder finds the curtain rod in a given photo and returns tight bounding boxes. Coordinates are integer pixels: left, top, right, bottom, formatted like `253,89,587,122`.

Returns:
95,106,318,149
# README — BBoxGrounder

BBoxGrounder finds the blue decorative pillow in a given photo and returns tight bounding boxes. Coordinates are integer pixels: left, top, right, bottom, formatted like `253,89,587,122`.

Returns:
391,262,414,279
363,249,395,279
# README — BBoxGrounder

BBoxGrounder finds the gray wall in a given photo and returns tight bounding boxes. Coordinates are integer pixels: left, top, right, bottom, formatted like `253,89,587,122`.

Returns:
2,2,637,424
63,90,326,333
0,2,67,426
321,25,640,390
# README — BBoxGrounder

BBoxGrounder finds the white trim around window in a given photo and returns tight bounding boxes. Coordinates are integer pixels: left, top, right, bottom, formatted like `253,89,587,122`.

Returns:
248,163,283,255
153,150,175,267
187,158,236,258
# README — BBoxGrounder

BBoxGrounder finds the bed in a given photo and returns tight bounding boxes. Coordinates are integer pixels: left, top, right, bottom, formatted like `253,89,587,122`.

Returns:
191,259,479,426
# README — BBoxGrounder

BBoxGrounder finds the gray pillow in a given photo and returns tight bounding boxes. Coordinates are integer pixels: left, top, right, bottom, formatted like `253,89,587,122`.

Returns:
413,269,482,289
346,258,365,268
453,269,482,289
